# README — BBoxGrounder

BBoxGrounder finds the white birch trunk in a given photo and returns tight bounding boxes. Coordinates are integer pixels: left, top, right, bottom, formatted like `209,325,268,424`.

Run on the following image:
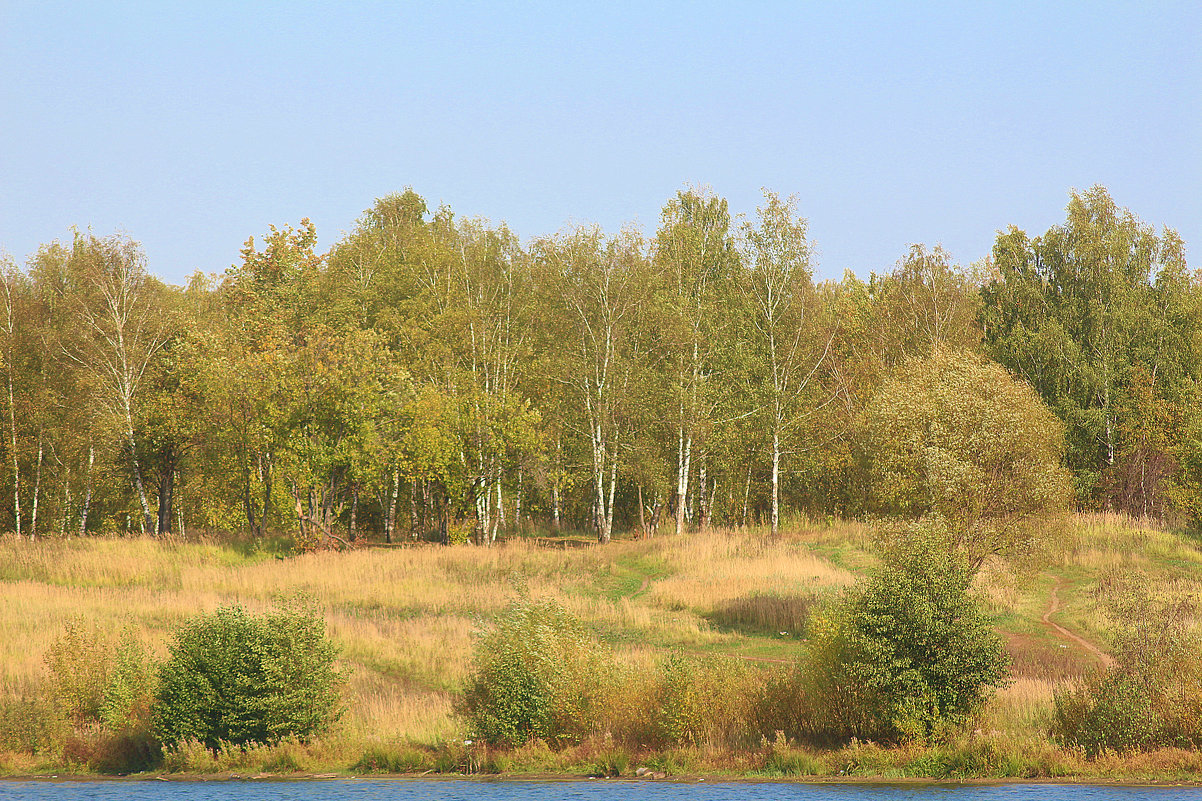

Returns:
6,374,20,538
771,429,780,536
79,445,94,535
31,436,42,537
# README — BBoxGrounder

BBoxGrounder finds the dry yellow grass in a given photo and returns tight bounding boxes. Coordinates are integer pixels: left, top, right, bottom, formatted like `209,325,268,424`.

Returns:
647,528,858,613
0,526,862,746
2,512,1198,767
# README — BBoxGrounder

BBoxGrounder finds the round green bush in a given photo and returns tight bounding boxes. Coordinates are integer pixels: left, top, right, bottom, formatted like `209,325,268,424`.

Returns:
153,604,344,753
460,598,602,747
801,533,1009,743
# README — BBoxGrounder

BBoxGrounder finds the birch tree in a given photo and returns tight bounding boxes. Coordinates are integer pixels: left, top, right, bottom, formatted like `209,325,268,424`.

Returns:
70,234,164,534
423,212,537,544
536,226,647,543
739,191,832,535
0,260,26,536
654,188,737,535
981,186,1194,504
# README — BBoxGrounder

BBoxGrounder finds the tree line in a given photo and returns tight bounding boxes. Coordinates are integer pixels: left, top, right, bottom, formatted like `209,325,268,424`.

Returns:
0,185,1197,544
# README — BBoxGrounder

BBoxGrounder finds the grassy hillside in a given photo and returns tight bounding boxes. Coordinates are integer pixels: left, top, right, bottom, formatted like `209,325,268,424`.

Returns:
2,514,1201,779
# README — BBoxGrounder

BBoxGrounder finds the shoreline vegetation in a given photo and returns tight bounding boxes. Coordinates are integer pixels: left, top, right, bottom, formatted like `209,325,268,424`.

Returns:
4,514,1202,782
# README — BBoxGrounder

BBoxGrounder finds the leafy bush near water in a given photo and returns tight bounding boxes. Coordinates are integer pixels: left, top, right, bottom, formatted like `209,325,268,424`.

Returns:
43,620,155,733
652,653,757,749
1053,577,1202,755
153,604,345,753
773,534,1009,744
460,598,605,747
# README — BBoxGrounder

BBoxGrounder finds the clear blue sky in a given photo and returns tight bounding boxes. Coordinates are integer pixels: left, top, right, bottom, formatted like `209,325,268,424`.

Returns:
2,1,1199,284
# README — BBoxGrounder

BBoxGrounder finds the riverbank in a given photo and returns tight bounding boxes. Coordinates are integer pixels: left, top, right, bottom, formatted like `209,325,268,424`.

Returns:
2,514,1201,781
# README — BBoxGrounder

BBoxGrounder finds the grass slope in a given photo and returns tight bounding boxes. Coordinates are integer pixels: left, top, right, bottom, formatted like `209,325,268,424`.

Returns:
1,513,1200,779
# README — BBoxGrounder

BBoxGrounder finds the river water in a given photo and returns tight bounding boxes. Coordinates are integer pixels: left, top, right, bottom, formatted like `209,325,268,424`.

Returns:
0,780,1199,801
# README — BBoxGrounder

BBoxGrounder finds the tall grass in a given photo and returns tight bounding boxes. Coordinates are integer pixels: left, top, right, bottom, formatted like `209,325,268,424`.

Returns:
2,513,1201,777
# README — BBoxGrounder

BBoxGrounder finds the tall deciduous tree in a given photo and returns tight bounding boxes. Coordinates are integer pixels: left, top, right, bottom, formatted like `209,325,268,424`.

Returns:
738,191,832,535
69,234,165,534
981,186,1198,507
536,226,648,543
864,347,1072,571
654,188,737,535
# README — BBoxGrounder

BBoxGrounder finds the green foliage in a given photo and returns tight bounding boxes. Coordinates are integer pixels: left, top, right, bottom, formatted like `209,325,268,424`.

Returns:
460,598,603,747
864,347,1072,571
99,631,154,733
981,186,1201,512
1052,575,1202,755
40,621,159,772
44,621,155,733
797,534,1009,744
653,653,755,749
153,604,344,753
44,619,113,728
0,691,62,755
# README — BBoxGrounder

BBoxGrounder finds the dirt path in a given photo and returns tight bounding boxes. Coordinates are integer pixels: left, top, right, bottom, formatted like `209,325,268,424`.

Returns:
1043,576,1115,668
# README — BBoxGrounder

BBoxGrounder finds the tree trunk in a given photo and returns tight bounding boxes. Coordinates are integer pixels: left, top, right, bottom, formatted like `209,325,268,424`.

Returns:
771,429,780,537
349,483,359,543
514,468,522,530
60,465,71,536
439,494,449,545
385,469,399,544
294,484,311,544
638,484,646,537
244,457,257,536
124,417,155,535
31,435,43,538
492,473,503,543
742,458,752,528
7,373,20,538
603,456,617,544
176,476,186,537
157,463,175,535
698,451,710,531
422,480,431,539
708,477,718,529
552,436,562,529
675,427,692,536
79,445,94,535
260,451,273,537
410,478,420,541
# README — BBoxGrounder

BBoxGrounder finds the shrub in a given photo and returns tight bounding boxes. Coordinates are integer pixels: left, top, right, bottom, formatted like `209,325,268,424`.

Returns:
1052,576,1202,755
40,621,159,772
459,597,604,747
44,619,113,728
153,603,344,753
100,631,155,733
0,690,63,755
653,653,756,749
796,533,1009,744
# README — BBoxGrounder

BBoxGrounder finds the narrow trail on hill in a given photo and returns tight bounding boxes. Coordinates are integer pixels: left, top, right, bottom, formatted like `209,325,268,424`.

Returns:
1043,576,1116,668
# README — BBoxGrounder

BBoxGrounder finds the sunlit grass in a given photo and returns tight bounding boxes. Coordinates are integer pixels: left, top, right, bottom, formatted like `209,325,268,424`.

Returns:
2,512,1200,776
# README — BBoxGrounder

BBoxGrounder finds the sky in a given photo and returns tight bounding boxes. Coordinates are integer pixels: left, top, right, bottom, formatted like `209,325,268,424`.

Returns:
1,1,1199,285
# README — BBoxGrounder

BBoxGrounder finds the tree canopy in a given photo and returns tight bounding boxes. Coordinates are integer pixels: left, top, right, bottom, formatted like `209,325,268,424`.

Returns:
0,185,1196,546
